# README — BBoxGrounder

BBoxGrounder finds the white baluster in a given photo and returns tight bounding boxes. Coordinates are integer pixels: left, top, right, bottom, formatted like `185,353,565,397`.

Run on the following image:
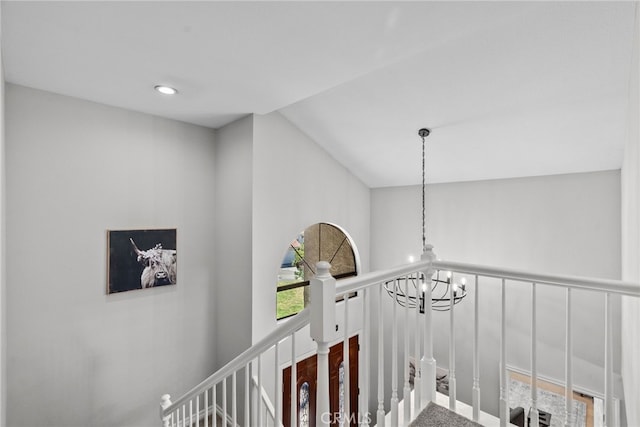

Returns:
257,355,263,427
361,288,370,426
263,400,269,426
222,377,228,427
414,272,422,414
565,288,574,427
160,394,172,427
310,261,336,427
291,331,297,427
421,246,437,406
189,399,193,427
232,372,237,427
317,340,331,426
472,275,480,422
531,283,539,427
403,276,411,425
391,278,399,426
213,384,217,427
449,272,456,412
275,341,281,427
182,404,186,427
605,293,614,427
343,293,351,427
499,279,508,427
205,389,209,427
244,364,250,427
377,283,386,427
266,403,270,426
196,394,200,427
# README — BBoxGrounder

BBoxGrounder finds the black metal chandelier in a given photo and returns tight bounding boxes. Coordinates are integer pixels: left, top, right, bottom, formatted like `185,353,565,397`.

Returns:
384,128,467,312
384,270,467,312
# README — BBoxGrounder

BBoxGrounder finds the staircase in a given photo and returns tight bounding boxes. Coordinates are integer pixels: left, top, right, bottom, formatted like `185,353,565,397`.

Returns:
159,245,640,427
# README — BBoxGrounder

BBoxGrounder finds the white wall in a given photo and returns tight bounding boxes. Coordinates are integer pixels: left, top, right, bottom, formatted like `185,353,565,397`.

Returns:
5,84,218,427
0,3,6,425
250,112,370,403
251,111,371,344
621,4,640,426
214,116,253,368
371,171,622,418
213,116,253,426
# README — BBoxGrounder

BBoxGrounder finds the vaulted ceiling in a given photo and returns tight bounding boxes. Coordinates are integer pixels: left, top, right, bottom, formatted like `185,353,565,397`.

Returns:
2,1,635,187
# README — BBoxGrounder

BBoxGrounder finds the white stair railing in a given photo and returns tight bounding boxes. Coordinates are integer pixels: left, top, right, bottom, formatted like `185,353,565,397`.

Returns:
160,308,310,427
161,244,640,427
327,245,441,427
325,247,639,427
160,248,442,427
429,258,640,427
250,375,277,427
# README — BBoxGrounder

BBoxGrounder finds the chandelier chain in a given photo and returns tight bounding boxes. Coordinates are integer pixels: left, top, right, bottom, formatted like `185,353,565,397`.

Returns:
383,128,468,312
418,127,430,252
421,132,426,253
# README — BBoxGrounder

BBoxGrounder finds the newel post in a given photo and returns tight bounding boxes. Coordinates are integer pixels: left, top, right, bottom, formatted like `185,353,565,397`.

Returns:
160,394,172,427
421,244,438,406
310,261,336,427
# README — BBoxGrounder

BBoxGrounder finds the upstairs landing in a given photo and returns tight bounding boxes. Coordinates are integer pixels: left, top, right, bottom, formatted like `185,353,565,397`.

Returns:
410,402,482,427
383,391,507,427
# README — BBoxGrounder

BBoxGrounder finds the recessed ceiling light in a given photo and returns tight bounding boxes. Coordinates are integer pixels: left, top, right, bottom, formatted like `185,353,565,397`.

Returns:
154,85,178,95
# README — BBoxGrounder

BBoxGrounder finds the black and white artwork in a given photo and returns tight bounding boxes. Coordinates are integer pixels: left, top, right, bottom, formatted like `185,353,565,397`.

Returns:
107,228,177,294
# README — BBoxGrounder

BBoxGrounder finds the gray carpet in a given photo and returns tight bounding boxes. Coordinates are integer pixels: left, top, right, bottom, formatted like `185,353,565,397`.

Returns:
409,402,484,427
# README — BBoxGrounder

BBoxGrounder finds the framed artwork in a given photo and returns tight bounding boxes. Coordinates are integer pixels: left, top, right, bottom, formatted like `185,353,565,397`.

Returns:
107,228,177,294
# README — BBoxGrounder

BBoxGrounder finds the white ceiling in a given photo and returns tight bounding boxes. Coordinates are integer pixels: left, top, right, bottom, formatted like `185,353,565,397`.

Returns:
2,1,635,187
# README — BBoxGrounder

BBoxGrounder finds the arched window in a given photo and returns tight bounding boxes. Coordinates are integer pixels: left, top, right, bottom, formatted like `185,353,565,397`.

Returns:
277,223,358,320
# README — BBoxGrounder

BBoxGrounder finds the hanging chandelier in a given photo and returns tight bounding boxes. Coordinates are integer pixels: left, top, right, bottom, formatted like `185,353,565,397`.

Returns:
384,128,467,312
384,270,467,312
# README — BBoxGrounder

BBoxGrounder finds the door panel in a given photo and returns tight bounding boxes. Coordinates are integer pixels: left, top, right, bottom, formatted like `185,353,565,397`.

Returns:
283,336,359,427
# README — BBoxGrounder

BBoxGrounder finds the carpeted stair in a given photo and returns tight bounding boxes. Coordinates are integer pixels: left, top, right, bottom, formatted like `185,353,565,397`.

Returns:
409,402,483,427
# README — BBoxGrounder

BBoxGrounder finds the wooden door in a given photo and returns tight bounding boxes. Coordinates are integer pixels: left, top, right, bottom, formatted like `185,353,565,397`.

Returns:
283,336,359,427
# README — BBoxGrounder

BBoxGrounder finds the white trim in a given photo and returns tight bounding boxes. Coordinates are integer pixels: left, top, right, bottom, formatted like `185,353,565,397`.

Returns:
251,375,277,425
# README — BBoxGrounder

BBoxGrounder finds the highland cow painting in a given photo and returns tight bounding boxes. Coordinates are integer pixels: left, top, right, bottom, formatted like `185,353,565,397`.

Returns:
107,229,177,294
